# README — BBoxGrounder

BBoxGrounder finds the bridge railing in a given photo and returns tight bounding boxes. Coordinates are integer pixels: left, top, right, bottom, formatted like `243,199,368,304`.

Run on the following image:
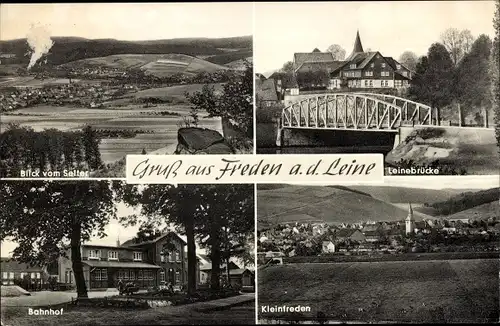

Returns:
281,93,435,131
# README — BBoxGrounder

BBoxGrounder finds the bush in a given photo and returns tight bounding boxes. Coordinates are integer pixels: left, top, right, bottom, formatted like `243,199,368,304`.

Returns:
415,127,446,140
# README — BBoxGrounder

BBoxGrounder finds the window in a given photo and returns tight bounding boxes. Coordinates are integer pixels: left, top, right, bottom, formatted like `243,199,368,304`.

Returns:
101,269,107,280
365,71,373,77
350,64,356,69
161,254,165,263
403,71,408,77
129,271,135,280
108,251,118,260
370,63,375,68
95,270,101,281
31,272,36,279
2,272,7,279
149,271,154,280
65,271,69,283
123,270,129,280
175,271,180,283
89,249,101,260
160,271,165,282
369,80,373,87
133,252,143,261
364,80,368,87
175,252,180,262
20,272,27,279
381,63,386,68
35,272,40,279
290,88,299,95
138,271,143,280
168,252,174,262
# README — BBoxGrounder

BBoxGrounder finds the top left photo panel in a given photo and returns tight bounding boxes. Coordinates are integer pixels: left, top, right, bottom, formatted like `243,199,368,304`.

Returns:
0,3,254,179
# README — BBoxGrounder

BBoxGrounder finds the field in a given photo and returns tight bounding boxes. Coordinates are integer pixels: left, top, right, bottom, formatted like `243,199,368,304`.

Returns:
1,82,223,164
63,53,230,78
258,259,499,323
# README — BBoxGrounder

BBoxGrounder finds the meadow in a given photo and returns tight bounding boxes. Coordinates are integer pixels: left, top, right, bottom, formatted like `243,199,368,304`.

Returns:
0,82,223,164
258,259,498,323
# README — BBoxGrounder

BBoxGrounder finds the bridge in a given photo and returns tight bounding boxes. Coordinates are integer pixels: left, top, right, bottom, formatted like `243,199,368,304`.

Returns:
281,93,436,132
276,92,443,148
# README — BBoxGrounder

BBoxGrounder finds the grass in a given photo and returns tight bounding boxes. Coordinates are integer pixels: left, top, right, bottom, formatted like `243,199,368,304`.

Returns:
1,302,254,326
258,259,498,323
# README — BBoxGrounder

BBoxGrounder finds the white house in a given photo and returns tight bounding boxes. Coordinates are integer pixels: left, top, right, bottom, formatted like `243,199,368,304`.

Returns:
322,241,336,253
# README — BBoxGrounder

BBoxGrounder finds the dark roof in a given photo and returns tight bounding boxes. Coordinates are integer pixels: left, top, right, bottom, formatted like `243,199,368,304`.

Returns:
293,52,335,69
122,231,187,248
229,268,254,276
257,78,279,102
83,260,161,269
312,48,321,53
336,228,359,238
0,258,45,272
296,61,345,74
363,230,380,237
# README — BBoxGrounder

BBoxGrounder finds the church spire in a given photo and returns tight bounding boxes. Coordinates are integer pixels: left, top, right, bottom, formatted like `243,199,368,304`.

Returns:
353,30,364,53
406,203,414,221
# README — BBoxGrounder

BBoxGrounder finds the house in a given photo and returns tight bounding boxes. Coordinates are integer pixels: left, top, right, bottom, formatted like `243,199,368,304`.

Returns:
0,258,55,287
199,261,254,290
58,232,197,290
271,31,413,97
363,231,381,243
335,228,366,243
256,78,280,107
322,241,336,253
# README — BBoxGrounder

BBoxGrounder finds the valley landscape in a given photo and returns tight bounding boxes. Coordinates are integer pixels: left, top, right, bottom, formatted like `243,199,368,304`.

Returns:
0,35,253,177
257,182,500,323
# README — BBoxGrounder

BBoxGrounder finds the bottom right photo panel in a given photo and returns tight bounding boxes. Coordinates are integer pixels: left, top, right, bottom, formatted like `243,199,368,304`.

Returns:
256,177,499,324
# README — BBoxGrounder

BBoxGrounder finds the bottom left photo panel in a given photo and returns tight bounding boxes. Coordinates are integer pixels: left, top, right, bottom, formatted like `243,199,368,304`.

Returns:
0,181,256,326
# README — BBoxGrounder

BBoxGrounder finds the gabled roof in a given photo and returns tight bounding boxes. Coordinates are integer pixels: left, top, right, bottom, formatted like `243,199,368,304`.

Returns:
335,228,360,238
0,258,45,272
121,231,187,248
295,61,345,74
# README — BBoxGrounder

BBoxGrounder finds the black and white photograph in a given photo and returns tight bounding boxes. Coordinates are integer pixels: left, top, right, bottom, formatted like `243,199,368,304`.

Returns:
255,1,500,175
0,181,256,325
0,3,253,178
257,177,499,323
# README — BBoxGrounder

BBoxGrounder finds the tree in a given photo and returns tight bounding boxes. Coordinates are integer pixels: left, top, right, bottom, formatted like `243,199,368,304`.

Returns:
280,61,294,73
0,181,117,298
326,44,346,60
440,28,475,65
185,62,253,139
408,43,454,113
454,35,493,120
398,51,419,71
493,0,500,151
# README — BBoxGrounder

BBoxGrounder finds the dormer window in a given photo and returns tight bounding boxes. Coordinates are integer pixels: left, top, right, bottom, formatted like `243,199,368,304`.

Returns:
381,63,386,68
350,64,356,69
133,252,143,261
370,63,374,68
396,64,401,70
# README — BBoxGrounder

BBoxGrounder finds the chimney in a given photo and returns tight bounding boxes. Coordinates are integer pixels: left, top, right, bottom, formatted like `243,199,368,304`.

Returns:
116,236,120,247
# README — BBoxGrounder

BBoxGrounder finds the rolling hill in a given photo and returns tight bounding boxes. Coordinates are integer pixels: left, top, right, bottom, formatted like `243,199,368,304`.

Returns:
257,185,427,229
0,36,252,66
61,53,230,77
445,201,499,220
347,185,463,204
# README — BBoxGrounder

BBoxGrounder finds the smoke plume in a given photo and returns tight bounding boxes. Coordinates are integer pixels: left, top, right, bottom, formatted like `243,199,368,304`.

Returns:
26,24,54,70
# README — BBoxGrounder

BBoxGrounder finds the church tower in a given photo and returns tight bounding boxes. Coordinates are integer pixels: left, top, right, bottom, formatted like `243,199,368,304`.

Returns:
405,203,415,235
346,30,365,60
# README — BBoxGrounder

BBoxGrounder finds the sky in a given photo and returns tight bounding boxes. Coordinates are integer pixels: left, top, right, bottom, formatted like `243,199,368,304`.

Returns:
0,3,253,41
0,201,202,258
255,1,496,74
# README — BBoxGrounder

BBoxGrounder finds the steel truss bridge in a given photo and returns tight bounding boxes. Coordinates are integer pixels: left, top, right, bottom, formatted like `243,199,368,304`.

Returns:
281,93,438,132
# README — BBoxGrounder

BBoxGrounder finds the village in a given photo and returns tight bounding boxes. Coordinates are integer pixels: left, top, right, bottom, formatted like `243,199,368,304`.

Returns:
258,205,500,261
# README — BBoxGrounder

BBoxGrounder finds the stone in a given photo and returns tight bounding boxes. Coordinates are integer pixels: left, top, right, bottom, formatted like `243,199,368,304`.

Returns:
175,127,233,154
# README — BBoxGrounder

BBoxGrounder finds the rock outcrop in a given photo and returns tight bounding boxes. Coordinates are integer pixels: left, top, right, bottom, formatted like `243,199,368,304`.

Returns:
174,127,234,154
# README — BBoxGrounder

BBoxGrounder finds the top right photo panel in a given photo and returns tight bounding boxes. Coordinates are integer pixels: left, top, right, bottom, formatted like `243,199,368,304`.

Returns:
255,1,499,176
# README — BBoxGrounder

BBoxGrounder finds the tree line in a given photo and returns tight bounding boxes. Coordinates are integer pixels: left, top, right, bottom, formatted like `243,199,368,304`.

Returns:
424,187,499,216
0,124,102,177
0,182,254,299
408,28,495,126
